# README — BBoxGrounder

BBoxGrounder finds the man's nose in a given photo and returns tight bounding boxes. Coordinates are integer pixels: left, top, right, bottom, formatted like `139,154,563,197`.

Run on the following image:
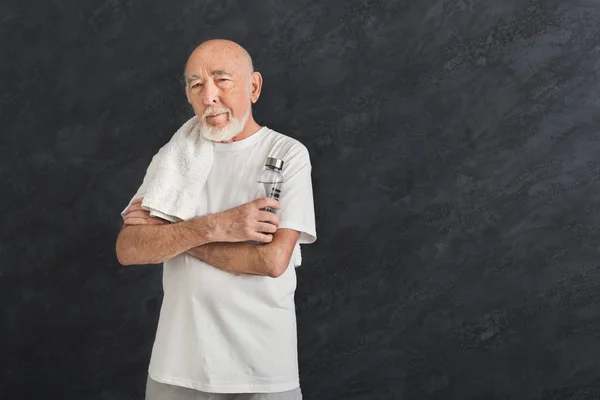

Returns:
203,80,219,105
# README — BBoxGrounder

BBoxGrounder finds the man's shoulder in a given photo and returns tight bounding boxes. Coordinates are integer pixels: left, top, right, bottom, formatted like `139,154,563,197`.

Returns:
262,127,311,161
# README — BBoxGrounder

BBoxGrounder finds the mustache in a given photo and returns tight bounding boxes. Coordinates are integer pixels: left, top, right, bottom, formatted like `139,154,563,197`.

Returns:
202,107,231,119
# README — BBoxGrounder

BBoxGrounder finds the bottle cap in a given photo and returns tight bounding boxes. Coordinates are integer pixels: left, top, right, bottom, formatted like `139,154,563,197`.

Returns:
266,157,284,171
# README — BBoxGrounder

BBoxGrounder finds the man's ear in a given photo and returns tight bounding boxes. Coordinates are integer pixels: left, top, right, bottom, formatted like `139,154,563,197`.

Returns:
250,71,263,104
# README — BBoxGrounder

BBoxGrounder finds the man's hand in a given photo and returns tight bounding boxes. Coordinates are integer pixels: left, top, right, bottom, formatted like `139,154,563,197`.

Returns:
122,198,170,226
210,197,280,243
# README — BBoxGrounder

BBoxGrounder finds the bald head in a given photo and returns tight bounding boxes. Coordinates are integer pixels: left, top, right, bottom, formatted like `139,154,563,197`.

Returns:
184,39,254,81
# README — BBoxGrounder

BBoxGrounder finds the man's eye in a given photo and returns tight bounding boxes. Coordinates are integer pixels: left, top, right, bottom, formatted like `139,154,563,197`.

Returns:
218,78,229,82
192,83,202,88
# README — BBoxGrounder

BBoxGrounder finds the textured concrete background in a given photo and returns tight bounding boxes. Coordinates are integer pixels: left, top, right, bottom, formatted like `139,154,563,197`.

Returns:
3,0,600,398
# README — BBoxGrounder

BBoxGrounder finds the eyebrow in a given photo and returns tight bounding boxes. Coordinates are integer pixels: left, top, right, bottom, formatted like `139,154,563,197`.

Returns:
186,70,231,83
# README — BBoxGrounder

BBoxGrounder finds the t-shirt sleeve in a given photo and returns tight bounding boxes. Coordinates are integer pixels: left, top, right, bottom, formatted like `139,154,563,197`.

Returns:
277,149,317,244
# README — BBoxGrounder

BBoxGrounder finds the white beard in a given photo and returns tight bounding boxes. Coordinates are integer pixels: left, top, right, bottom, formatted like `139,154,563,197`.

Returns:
199,107,250,142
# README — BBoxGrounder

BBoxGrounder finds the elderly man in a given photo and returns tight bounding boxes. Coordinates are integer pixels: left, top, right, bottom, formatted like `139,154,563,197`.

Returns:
116,39,316,400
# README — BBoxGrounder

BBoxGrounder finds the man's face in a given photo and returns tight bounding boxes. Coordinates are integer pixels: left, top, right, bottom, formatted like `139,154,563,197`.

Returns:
184,46,254,142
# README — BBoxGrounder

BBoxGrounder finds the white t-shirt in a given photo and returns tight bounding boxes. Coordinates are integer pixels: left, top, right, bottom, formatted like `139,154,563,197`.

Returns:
122,126,317,393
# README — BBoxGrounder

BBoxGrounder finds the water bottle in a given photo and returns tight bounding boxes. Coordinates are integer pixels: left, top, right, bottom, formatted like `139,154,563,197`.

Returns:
250,157,284,244
253,157,284,213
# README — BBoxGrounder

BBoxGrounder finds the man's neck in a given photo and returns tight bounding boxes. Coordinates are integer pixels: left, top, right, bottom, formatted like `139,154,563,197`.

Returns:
228,119,262,143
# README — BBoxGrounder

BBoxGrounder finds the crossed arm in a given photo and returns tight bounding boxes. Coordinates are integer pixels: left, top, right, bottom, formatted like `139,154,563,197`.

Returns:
185,231,298,277
116,198,299,278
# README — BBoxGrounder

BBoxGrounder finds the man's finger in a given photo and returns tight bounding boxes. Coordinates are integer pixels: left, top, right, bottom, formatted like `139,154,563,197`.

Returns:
251,232,273,243
125,218,168,226
147,218,170,225
257,222,278,234
258,211,279,226
255,197,280,210
124,210,151,220
123,204,145,215
124,217,150,225
123,198,145,213
124,212,169,225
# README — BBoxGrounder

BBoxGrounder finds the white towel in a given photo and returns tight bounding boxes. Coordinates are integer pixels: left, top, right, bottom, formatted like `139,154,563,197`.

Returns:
140,115,214,223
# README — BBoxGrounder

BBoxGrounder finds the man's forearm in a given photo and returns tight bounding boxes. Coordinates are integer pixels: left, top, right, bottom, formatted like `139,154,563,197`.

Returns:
186,229,299,278
116,216,216,265
187,243,289,278
186,242,277,276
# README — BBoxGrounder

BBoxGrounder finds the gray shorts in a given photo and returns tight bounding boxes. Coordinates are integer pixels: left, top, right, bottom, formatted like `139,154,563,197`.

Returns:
145,375,303,400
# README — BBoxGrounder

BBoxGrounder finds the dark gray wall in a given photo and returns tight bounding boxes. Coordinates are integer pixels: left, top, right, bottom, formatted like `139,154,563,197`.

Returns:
3,0,600,398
